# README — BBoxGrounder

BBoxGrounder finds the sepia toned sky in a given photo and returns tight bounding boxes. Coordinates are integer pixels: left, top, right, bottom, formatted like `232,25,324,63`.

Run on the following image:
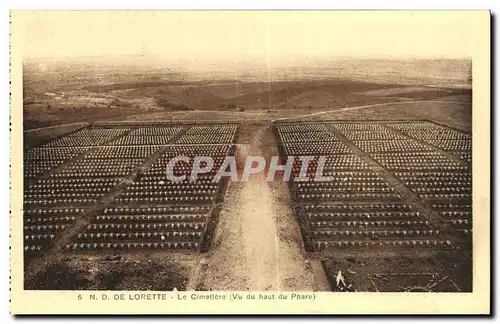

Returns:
14,11,485,63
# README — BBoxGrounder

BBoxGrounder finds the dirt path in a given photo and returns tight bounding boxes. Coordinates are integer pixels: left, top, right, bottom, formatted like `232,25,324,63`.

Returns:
274,100,472,121
237,137,281,290
191,126,321,291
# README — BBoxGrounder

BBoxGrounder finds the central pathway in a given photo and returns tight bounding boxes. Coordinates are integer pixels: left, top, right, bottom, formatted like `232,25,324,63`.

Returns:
189,125,325,291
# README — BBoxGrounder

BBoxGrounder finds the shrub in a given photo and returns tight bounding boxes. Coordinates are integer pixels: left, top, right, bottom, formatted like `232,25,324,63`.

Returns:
155,98,191,111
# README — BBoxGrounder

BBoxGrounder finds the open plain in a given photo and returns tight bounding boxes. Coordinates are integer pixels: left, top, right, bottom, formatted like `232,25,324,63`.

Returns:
22,59,472,292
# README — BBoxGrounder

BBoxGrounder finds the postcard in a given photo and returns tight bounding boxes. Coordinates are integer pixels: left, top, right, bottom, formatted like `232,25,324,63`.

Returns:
10,10,490,314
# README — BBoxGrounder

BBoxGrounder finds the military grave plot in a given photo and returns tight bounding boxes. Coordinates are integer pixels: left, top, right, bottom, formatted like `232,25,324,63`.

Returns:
68,125,238,253
23,207,86,257
275,123,443,253
109,126,183,146
431,203,472,249
115,145,231,205
83,145,163,159
381,121,473,250
23,127,134,258
369,152,467,172
23,126,184,258
184,125,237,135
321,256,464,292
276,121,475,254
367,272,462,292
275,121,474,292
72,205,213,252
394,172,471,201
55,127,184,179
24,147,90,179
332,122,430,154
41,128,130,147
175,125,237,144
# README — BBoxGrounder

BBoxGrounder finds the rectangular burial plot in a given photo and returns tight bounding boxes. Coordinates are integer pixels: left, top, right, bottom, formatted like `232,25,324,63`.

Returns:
395,171,472,202
420,139,471,151
84,145,163,159
432,203,472,250
175,133,236,144
24,178,123,206
278,123,351,155
292,171,402,202
48,145,165,182
336,130,406,141
278,132,340,143
281,142,352,155
70,141,236,253
23,177,121,260
370,152,468,172
422,139,472,163
291,155,370,175
331,123,406,141
276,123,341,145
54,145,166,178
24,207,86,258
385,121,470,140
68,204,211,252
51,158,146,178
128,126,184,136
109,135,178,146
352,140,432,153
322,254,464,292
330,123,389,131
368,121,472,249
23,136,168,260
331,123,424,153
276,123,330,133
109,126,184,146
278,121,471,292
114,144,232,205
395,171,472,248
184,125,237,135
175,124,238,144
384,121,472,163
275,122,438,253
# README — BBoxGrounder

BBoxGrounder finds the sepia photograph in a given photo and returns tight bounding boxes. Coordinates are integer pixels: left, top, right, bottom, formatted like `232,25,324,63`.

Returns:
9,10,490,314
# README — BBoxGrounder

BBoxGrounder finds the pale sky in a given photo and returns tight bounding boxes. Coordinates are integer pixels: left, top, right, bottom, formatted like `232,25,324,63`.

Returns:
13,11,486,63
